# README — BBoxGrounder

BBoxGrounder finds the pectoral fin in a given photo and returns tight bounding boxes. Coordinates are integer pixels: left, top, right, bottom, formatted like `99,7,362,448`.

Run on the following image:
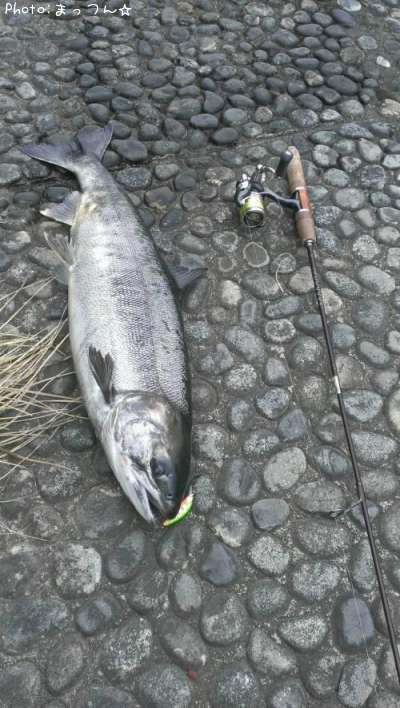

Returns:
44,231,75,285
40,191,81,226
167,264,207,290
88,346,115,404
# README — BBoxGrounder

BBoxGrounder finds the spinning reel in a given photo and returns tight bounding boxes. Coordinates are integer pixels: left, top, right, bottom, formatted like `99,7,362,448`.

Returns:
234,147,315,245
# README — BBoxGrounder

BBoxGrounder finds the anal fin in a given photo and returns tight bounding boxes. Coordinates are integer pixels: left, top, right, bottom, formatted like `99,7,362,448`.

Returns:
40,191,81,226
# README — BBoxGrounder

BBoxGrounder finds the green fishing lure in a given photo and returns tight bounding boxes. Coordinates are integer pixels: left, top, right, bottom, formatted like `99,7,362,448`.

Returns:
162,492,193,527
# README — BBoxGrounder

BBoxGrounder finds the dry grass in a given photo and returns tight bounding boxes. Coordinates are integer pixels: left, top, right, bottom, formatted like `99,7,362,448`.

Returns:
0,278,84,483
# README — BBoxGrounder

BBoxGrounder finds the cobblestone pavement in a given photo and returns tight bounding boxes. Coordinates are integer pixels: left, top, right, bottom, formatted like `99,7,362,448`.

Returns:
1,0,400,706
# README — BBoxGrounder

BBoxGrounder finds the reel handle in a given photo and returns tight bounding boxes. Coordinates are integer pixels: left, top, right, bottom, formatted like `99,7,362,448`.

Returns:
287,146,316,243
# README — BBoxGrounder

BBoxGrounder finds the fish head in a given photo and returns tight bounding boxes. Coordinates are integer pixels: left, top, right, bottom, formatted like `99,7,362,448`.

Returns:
104,393,191,524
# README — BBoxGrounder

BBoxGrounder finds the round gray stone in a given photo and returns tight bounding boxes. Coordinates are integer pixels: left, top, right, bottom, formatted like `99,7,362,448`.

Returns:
367,692,400,708
0,597,69,653
0,661,41,708
242,270,280,300
211,662,262,708
334,188,365,210
137,665,192,708
295,480,346,515
255,388,291,419
341,390,383,423
357,266,395,295
337,658,377,707
247,578,289,620
357,340,391,368
277,409,309,442
127,568,167,613
200,593,248,646
311,446,350,479
264,318,296,343
248,535,290,576
358,139,383,163
387,330,400,354
224,325,266,364
288,336,323,373
264,357,290,386
224,364,257,393
101,616,152,681
279,615,328,651
75,488,132,539
350,539,376,593
192,424,225,467
313,145,338,168
159,616,207,671
290,560,341,602
170,572,202,617
381,502,400,553
219,458,261,505
75,594,120,636
295,518,351,557
324,271,361,298
263,447,306,493
334,597,375,650
0,164,22,186
200,540,238,586
75,687,137,708
251,499,289,531
0,547,40,598
278,408,308,442
269,681,307,708
352,298,388,334
54,544,102,597
248,628,297,677
208,507,251,548
289,266,314,294
227,399,255,433
105,531,146,583
303,652,343,700
387,388,400,434
352,235,380,263
198,343,234,376
352,432,397,466
46,634,85,694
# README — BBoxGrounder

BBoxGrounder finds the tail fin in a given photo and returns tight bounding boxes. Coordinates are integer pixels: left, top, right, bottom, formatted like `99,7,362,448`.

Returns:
21,124,113,172
77,125,112,161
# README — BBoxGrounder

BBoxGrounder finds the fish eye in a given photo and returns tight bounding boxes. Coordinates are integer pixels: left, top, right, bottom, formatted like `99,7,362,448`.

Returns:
150,457,168,479
150,457,176,502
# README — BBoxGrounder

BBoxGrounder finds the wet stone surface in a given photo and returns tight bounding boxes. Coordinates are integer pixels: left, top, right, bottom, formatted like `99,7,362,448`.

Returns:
1,0,400,704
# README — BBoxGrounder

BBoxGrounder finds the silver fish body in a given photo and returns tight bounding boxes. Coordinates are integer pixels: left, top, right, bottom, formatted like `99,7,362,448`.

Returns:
22,126,193,524
68,160,189,427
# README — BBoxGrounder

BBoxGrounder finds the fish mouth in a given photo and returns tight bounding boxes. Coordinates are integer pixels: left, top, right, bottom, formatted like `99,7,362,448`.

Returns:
126,476,173,525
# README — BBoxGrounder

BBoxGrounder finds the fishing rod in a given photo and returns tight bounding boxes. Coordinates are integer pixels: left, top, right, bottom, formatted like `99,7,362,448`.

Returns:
234,148,400,686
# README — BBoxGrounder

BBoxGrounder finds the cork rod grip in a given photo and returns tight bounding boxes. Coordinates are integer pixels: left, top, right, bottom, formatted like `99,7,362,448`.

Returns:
287,145,316,243
286,146,306,195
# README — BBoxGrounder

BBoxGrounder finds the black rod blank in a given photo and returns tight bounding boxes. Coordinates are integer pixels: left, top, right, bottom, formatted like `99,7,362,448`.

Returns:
305,239,400,686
